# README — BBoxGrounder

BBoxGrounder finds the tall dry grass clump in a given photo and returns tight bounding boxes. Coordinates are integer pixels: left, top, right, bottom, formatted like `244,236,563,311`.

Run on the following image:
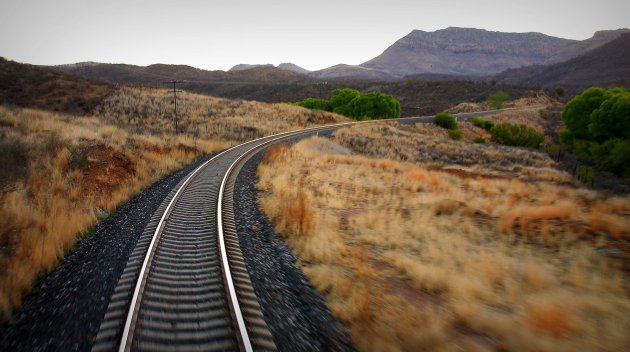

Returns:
257,136,630,351
0,105,226,319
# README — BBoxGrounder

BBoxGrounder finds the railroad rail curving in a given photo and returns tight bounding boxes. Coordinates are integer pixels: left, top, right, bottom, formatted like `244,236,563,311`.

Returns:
92,110,506,352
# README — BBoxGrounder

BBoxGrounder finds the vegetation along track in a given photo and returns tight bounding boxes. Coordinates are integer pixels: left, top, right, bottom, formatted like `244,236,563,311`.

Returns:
91,109,505,352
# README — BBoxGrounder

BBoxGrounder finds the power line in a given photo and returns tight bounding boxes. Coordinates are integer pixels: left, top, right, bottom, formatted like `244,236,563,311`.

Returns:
165,80,184,133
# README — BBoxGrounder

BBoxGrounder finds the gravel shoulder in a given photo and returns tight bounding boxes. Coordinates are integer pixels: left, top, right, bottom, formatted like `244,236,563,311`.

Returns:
0,153,218,352
233,149,355,352
1,142,355,352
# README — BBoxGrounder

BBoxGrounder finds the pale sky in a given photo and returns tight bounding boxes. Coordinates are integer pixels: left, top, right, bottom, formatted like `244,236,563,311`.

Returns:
1,0,629,71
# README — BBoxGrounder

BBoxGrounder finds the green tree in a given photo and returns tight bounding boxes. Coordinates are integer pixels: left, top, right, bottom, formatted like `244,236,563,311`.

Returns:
330,88,360,116
588,90,630,141
487,91,509,109
490,123,544,148
561,87,630,176
561,87,607,141
433,112,458,129
294,98,332,111
347,92,400,120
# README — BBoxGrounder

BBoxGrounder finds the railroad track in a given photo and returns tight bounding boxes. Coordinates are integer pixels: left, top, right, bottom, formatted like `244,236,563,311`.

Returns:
91,124,344,352
92,110,506,351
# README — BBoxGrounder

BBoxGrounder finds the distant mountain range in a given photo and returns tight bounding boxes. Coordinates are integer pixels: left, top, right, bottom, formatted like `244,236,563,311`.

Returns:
2,26,625,112
220,27,630,87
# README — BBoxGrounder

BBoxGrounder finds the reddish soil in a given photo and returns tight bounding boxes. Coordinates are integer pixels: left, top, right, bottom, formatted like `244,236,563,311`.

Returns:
79,144,135,197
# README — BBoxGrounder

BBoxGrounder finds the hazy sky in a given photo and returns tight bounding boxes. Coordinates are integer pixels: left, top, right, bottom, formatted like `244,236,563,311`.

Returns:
1,0,629,71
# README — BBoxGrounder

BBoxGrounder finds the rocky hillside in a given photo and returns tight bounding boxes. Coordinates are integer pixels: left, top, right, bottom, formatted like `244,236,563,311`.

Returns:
495,33,630,90
543,28,630,64
361,27,575,77
0,57,114,114
309,64,395,80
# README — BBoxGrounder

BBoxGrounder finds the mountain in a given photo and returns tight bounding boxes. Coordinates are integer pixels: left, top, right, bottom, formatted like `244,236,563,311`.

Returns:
494,33,630,89
228,64,274,71
361,27,576,77
309,64,396,80
277,63,310,74
54,62,307,85
0,57,113,114
543,29,630,64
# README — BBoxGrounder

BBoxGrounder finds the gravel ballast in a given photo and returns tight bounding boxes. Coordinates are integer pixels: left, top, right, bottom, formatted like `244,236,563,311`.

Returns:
233,149,355,352
0,153,218,351
1,143,356,351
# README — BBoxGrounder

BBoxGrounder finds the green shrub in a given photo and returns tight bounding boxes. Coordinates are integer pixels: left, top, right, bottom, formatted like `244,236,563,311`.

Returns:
347,92,401,120
590,139,630,177
473,137,486,143
487,91,509,109
434,112,458,129
294,98,331,111
448,129,463,140
471,117,494,131
490,123,545,148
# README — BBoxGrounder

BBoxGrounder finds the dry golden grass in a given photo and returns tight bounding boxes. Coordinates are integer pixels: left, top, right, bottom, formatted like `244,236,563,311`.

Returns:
333,121,569,183
0,105,228,319
0,87,346,319
258,136,630,352
95,87,348,142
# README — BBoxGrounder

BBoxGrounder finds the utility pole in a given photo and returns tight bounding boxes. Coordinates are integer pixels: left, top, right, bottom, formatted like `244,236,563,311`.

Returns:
315,81,328,100
165,80,184,133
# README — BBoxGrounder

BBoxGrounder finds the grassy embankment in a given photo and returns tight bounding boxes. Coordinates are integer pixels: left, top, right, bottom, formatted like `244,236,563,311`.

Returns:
257,106,630,351
0,87,348,319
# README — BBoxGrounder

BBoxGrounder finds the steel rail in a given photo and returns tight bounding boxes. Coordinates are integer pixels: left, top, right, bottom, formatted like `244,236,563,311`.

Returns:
114,108,507,351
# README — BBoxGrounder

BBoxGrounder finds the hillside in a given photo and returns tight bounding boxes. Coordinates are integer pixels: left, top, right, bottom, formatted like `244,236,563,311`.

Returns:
544,28,630,64
309,64,397,80
495,33,630,89
54,62,307,85
361,27,575,77
0,57,114,114
277,63,310,74
53,60,530,117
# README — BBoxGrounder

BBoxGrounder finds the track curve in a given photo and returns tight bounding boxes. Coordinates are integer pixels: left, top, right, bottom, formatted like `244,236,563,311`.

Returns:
92,110,506,351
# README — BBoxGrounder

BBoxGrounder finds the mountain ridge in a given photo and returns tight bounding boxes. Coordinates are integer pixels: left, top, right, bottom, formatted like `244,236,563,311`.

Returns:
494,32,630,89
361,27,576,77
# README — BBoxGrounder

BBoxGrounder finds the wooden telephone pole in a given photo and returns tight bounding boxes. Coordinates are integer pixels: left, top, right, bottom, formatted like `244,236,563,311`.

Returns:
165,80,184,133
